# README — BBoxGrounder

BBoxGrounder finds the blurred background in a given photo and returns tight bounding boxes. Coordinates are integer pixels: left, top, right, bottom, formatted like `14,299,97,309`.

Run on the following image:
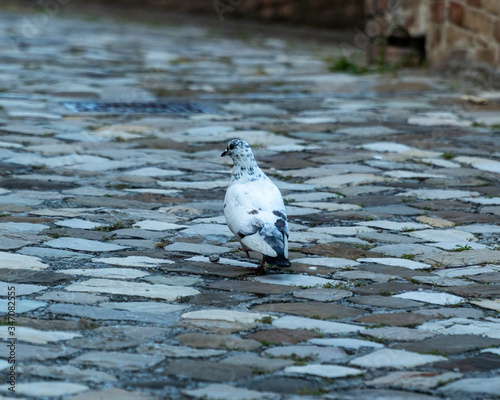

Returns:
2,0,499,86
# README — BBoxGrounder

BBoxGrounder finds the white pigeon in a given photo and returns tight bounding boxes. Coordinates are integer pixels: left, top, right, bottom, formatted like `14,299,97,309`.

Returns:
221,139,290,272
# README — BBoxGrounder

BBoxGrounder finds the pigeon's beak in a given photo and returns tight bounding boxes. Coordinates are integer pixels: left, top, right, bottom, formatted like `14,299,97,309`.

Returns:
221,150,228,157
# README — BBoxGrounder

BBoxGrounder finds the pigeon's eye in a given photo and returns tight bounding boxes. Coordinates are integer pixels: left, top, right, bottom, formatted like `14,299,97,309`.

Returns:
229,143,235,150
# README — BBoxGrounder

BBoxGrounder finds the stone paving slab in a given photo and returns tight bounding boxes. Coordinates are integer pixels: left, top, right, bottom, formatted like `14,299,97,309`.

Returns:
0,5,499,400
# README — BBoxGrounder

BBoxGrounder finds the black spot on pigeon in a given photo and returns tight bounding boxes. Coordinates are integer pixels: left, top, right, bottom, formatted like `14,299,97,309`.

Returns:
248,209,259,215
275,218,286,231
273,210,287,220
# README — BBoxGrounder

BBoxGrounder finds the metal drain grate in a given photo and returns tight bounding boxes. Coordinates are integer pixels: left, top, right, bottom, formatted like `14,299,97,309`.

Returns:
62,101,216,114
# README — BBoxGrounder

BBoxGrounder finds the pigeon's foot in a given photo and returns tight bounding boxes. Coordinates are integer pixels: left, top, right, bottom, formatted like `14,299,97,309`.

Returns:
239,247,251,258
249,259,267,275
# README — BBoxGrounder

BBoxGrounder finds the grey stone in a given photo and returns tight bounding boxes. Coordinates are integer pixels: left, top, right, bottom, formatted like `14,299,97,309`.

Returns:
176,333,261,351
70,351,163,371
164,360,253,382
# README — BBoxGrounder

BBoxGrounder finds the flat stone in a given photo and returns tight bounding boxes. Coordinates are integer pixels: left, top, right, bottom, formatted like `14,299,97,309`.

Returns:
184,384,279,400
188,291,256,307
272,316,361,334
393,291,465,305
252,302,364,319
0,299,46,314
55,219,103,230
351,282,421,296
19,247,89,259
19,364,117,383
69,388,158,400
220,354,292,371
366,371,462,390
138,343,226,358
394,334,500,355
0,327,81,344
407,229,476,243
355,312,437,327
176,333,262,351
309,338,384,349
414,307,483,319
0,251,48,270
471,299,500,311
186,256,256,269
206,280,293,295
71,351,164,370
358,257,432,270
445,283,500,299
415,216,455,228
247,328,318,344
46,238,127,252
58,267,149,279
66,278,200,300
92,256,174,267
100,301,187,314
284,364,365,379
47,303,178,324
327,389,436,399
0,342,78,361
348,295,422,309
350,348,446,368
417,318,500,338
254,274,338,287
0,269,71,285
165,359,253,382
434,353,500,372
293,257,360,268
134,220,187,231
293,288,353,302
263,345,348,363
356,220,430,231
0,382,88,397
164,242,231,254
181,309,271,325
363,327,436,341
240,376,324,395
439,377,500,396
306,173,388,188
37,291,107,304
144,275,201,286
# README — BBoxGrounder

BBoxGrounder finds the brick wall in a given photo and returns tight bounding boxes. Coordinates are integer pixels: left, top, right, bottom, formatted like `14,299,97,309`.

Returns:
365,0,500,84
428,0,500,72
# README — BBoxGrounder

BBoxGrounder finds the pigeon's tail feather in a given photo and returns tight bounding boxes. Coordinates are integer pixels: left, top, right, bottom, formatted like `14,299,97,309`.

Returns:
264,253,291,268
260,224,290,268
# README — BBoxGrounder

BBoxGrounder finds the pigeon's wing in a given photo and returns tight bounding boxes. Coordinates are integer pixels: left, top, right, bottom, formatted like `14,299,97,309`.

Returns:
224,178,288,258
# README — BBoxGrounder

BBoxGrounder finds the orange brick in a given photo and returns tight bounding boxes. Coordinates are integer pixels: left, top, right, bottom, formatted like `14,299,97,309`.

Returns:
449,1,465,26
464,8,493,36
482,0,500,16
430,0,445,23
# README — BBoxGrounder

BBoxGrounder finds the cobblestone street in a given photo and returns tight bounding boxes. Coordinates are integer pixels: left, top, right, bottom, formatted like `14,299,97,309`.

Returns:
0,6,500,400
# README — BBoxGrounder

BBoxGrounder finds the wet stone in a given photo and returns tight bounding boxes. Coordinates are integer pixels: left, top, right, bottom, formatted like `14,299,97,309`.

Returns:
351,282,421,296
205,279,293,294
263,345,348,363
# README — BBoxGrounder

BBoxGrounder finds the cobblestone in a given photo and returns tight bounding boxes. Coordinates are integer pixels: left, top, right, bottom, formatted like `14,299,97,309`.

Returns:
0,5,499,399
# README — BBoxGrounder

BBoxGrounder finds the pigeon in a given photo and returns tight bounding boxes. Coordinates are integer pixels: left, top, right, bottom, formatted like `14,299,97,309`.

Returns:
221,139,290,273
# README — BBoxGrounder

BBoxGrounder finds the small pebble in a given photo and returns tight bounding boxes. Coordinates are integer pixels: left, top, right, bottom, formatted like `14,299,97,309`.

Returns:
209,254,220,263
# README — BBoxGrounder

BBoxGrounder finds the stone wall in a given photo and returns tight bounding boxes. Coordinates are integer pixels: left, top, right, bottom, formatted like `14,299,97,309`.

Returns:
365,0,500,85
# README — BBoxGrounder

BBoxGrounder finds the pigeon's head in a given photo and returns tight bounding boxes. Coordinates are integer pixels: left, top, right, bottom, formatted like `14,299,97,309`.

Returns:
221,139,253,160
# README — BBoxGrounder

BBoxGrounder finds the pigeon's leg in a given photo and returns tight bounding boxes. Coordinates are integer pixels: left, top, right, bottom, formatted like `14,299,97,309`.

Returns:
249,259,267,275
238,246,251,258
